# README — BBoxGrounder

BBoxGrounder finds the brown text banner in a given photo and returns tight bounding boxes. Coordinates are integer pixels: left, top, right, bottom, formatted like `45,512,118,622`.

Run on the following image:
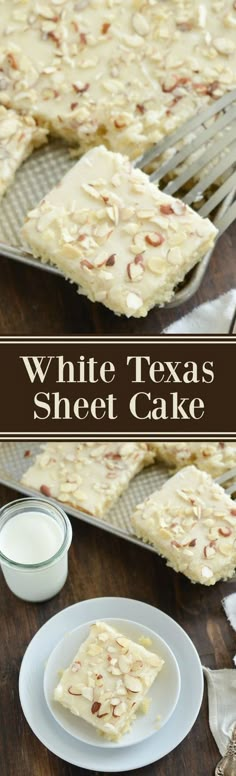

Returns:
0,336,235,439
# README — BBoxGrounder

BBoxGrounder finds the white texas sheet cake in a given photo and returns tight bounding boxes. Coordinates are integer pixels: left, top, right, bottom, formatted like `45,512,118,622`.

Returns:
21,146,217,316
132,465,236,586
21,441,154,517
54,621,164,740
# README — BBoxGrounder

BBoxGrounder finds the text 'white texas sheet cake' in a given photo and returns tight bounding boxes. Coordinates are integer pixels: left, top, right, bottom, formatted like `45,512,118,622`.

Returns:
21,146,217,317
132,465,236,586
54,621,164,740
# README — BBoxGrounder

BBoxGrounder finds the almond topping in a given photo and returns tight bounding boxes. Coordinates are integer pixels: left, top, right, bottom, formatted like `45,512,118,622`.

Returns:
106,254,116,266
113,701,127,717
40,484,51,497
162,75,178,93
119,655,131,673
160,204,174,215
124,675,142,693
134,253,144,264
218,527,232,537
114,119,127,129
91,701,101,714
68,686,82,696
204,544,216,559
201,566,214,579
101,22,111,34
80,259,94,270
131,660,143,672
97,700,110,718
145,233,164,247
132,12,149,36
73,82,90,94
116,637,129,649
71,661,81,673
127,261,144,280
82,687,93,701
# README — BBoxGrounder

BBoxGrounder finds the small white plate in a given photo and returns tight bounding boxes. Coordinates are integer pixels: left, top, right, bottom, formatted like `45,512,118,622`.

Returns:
19,597,203,771
44,618,181,748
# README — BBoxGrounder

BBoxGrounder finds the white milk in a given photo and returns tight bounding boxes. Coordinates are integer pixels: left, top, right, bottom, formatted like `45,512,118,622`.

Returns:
0,511,63,564
0,499,72,602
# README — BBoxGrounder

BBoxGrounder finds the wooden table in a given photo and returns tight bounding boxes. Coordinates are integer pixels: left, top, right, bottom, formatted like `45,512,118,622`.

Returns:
0,223,235,335
1,481,236,776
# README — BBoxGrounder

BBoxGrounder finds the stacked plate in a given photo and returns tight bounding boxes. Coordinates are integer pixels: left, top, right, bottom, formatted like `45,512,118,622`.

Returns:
19,597,203,771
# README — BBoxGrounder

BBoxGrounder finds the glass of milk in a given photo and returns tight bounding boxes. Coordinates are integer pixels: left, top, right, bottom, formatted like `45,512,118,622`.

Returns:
0,498,72,602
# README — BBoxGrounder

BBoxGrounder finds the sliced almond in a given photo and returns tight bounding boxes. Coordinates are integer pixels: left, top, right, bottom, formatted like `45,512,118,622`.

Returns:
124,675,143,693
132,12,149,36
71,661,81,673
113,701,127,717
116,637,130,650
68,685,82,696
98,632,110,642
218,527,232,537
97,700,111,718
201,566,214,579
127,261,144,281
131,660,143,673
82,686,93,701
145,232,164,247
95,674,104,687
160,204,174,215
91,701,101,714
218,542,233,557
126,292,142,311
118,655,132,674
204,544,216,559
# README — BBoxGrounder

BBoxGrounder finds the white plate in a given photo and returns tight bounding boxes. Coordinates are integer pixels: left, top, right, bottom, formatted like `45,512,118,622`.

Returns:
19,597,203,771
44,618,181,748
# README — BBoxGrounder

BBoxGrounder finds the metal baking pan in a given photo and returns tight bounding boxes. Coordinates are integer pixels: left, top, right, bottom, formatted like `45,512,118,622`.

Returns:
0,140,234,308
0,441,169,554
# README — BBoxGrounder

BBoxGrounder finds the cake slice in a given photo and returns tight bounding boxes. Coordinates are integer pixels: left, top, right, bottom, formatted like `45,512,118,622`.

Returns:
0,105,47,198
132,465,236,586
54,620,164,740
21,441,153,518
149,442,236,478
0,2,235,160
21,145,217,317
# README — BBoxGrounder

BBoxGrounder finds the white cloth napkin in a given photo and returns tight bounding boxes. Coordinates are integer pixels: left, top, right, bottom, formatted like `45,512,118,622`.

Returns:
164,289,236,333
204,667,236,755
223,593,236,664
204,592,236,755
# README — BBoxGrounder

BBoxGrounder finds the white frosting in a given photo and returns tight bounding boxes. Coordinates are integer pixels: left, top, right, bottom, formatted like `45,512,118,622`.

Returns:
21,145,217,316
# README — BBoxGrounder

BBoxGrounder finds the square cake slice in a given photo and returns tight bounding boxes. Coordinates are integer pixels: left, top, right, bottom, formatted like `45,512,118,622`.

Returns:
132,465,236,586
21,145,217,317
0,106,47,198
149,442,236,478
54,620,164,740
21,441,153,518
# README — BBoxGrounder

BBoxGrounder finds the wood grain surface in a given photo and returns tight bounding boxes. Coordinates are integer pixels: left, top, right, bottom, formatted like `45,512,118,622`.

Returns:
0,481,236,776
0,223,235,335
